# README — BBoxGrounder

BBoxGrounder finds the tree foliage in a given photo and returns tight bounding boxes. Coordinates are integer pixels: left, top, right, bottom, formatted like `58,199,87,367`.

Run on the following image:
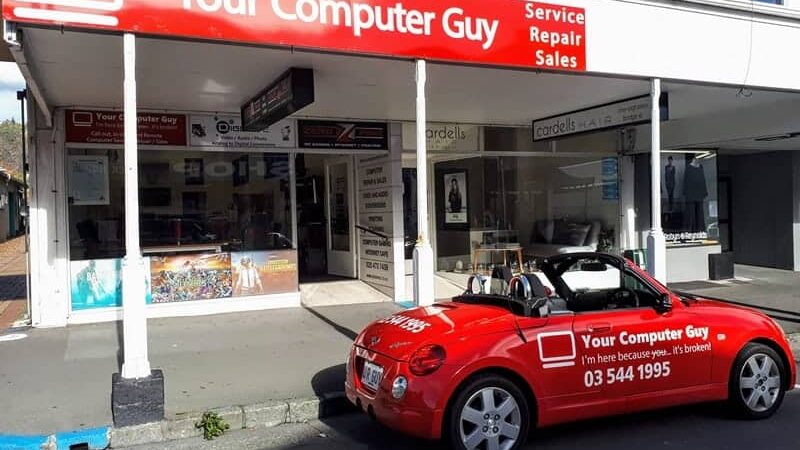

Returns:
0,119,23,180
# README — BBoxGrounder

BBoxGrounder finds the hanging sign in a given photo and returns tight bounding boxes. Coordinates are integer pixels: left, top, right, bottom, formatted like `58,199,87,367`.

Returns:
299,120,388,150
68,155,110,205
65,109,187,146
190,114,296,148
3,1,586,73
532,94,669,141
241,68,314,132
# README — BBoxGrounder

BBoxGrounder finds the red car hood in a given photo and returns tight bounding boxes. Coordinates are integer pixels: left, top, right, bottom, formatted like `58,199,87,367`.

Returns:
355,302,517,361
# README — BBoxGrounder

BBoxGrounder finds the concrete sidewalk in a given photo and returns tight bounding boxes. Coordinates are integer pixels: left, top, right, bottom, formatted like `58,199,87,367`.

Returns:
670,264,800,333
0,302,401,436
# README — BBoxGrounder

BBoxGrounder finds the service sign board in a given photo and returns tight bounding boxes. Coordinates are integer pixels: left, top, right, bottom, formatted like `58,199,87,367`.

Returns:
299,120,388,150
532,94,669,141
190,114,297,148
241,67,314,132
357,159,396,293
402,123,480,152
2,1,586,72
65,109,187,146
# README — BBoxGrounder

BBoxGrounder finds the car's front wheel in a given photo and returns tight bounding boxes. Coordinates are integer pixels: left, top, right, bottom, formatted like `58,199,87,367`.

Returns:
445,374,531,450
728,343,787,419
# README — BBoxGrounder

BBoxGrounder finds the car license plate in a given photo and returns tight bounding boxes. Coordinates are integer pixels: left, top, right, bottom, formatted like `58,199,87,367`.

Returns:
361,361,384,391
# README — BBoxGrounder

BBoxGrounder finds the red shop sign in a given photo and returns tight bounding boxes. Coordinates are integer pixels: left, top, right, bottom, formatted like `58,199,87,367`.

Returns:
65,109,188,146
3,1,586,72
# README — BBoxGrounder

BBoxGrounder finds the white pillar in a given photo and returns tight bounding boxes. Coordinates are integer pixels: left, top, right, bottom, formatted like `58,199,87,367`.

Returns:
121,33,151,379
413,60,435,306
646,78,667,283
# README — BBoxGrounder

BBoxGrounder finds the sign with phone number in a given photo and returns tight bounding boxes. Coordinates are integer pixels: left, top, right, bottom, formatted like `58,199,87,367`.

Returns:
584,361,671,388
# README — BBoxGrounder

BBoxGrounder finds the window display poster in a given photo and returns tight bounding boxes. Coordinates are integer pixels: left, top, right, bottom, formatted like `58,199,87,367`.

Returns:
231,250,298,297
150,253,233,303
70,258,152,311
601,157,619,200
443,171,468,225
661,152,718,245
68,155,110,205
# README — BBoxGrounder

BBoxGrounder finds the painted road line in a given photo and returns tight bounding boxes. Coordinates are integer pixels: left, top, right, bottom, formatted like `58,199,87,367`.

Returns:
0,333,27,342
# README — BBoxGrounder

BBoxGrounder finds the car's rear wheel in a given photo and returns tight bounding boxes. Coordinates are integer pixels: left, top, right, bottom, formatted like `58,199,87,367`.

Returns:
445,374,530,450
728,343,787,419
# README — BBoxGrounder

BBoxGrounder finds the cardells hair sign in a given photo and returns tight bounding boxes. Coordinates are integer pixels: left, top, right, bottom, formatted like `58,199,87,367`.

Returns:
3,0,586,72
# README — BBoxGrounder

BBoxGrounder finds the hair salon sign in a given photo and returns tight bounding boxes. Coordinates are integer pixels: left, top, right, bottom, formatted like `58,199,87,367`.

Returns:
3,0,586,72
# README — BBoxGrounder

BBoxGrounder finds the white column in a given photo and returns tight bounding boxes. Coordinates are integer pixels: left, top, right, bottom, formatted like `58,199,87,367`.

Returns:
646,78,667,283
413,60,435,306
121,33,151,379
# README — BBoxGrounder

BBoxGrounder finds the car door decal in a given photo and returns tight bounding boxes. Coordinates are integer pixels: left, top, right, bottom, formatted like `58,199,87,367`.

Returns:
537,330,577,369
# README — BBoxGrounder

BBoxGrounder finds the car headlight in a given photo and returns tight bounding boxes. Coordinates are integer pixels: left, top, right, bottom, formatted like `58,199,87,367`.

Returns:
392,376,408,399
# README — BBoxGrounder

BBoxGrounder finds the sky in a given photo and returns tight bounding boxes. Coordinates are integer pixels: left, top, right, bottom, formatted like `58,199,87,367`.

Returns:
0,62,25,122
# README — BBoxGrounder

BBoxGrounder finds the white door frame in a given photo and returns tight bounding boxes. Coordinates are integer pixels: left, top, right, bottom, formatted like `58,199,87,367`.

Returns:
324,156,358,278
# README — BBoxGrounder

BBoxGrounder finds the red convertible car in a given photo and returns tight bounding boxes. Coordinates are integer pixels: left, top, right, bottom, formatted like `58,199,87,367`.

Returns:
345,253,796,450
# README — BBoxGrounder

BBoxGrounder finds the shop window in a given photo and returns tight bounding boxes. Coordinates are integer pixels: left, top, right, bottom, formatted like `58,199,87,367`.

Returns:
67,149,296,309
661,151,719,247
434,153,619,272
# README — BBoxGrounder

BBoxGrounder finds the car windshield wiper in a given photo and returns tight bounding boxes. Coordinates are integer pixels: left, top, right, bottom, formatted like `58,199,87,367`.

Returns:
672,290,695,305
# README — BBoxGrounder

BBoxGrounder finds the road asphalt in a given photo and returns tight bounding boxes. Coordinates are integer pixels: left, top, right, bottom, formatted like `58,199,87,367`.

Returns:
121,387,800,450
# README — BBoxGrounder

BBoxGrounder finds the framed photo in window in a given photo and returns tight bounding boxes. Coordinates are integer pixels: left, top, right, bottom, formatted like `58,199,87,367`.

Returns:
442,170,468,228
234,156,250,187
184,158,204,185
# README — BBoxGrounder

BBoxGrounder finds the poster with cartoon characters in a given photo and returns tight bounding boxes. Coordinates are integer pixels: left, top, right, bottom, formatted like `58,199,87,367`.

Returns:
149,253,233,303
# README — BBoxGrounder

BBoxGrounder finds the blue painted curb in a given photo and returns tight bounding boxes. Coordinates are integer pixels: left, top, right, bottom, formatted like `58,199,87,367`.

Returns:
397,301,415,309
0,434,47,450
0,426,109,450
55,427,109,450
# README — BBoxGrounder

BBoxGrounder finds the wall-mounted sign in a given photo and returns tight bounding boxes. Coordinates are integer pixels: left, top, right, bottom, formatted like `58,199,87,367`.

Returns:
533,94,669,141
68,155,110,205
402,123,480,152
190,115,296,149
2,1,586,73
299,120,388,150
241,68,314,132
65,109,187,146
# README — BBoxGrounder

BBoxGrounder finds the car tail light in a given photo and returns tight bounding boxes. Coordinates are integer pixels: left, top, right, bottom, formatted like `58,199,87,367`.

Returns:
409,345,446,376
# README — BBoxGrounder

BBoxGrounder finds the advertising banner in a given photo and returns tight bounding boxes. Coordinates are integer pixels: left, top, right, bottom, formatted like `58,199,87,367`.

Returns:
3,1,586,73
189,114,296,149
299,120,389,150
65,109,187,146
70,258,152,310
231,250,299,297
402,123,480,152
532,94,669,141
150,253,233,303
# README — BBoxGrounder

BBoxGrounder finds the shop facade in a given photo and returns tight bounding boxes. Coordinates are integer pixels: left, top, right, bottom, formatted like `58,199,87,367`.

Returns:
4,0,800,332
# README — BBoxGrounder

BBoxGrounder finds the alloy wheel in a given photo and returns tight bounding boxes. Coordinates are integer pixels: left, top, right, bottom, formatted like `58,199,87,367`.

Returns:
458,387,522,450
739,353,782,412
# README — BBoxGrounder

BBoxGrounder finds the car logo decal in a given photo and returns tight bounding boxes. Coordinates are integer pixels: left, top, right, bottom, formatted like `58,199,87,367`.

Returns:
537,330,577,369
370,336,381,347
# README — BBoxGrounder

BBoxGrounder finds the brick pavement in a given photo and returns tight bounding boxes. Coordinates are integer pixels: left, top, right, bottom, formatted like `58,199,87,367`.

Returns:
0,235,28,329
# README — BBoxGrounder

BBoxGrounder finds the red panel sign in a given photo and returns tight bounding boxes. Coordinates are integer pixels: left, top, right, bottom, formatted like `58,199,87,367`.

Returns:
3,1,586,72
65,109,188,146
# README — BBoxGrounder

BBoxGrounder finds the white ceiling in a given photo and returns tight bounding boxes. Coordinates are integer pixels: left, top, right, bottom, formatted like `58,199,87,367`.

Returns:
20,27,800,128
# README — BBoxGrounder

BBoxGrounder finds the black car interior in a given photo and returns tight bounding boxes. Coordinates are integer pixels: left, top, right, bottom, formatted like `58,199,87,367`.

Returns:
455,253,663,317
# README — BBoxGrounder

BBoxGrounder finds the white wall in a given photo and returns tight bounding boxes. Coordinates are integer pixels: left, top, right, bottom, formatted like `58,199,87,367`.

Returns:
548,0,800,90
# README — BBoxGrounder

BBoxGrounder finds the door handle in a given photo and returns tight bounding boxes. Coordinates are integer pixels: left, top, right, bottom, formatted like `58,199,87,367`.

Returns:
588,323,611,333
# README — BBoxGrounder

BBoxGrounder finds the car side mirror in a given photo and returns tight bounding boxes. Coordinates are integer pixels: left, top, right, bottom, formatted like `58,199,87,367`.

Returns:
655,293,672,313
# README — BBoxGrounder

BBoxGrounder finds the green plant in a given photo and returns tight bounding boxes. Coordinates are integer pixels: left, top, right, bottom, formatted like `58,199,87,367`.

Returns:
195,411,230,440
